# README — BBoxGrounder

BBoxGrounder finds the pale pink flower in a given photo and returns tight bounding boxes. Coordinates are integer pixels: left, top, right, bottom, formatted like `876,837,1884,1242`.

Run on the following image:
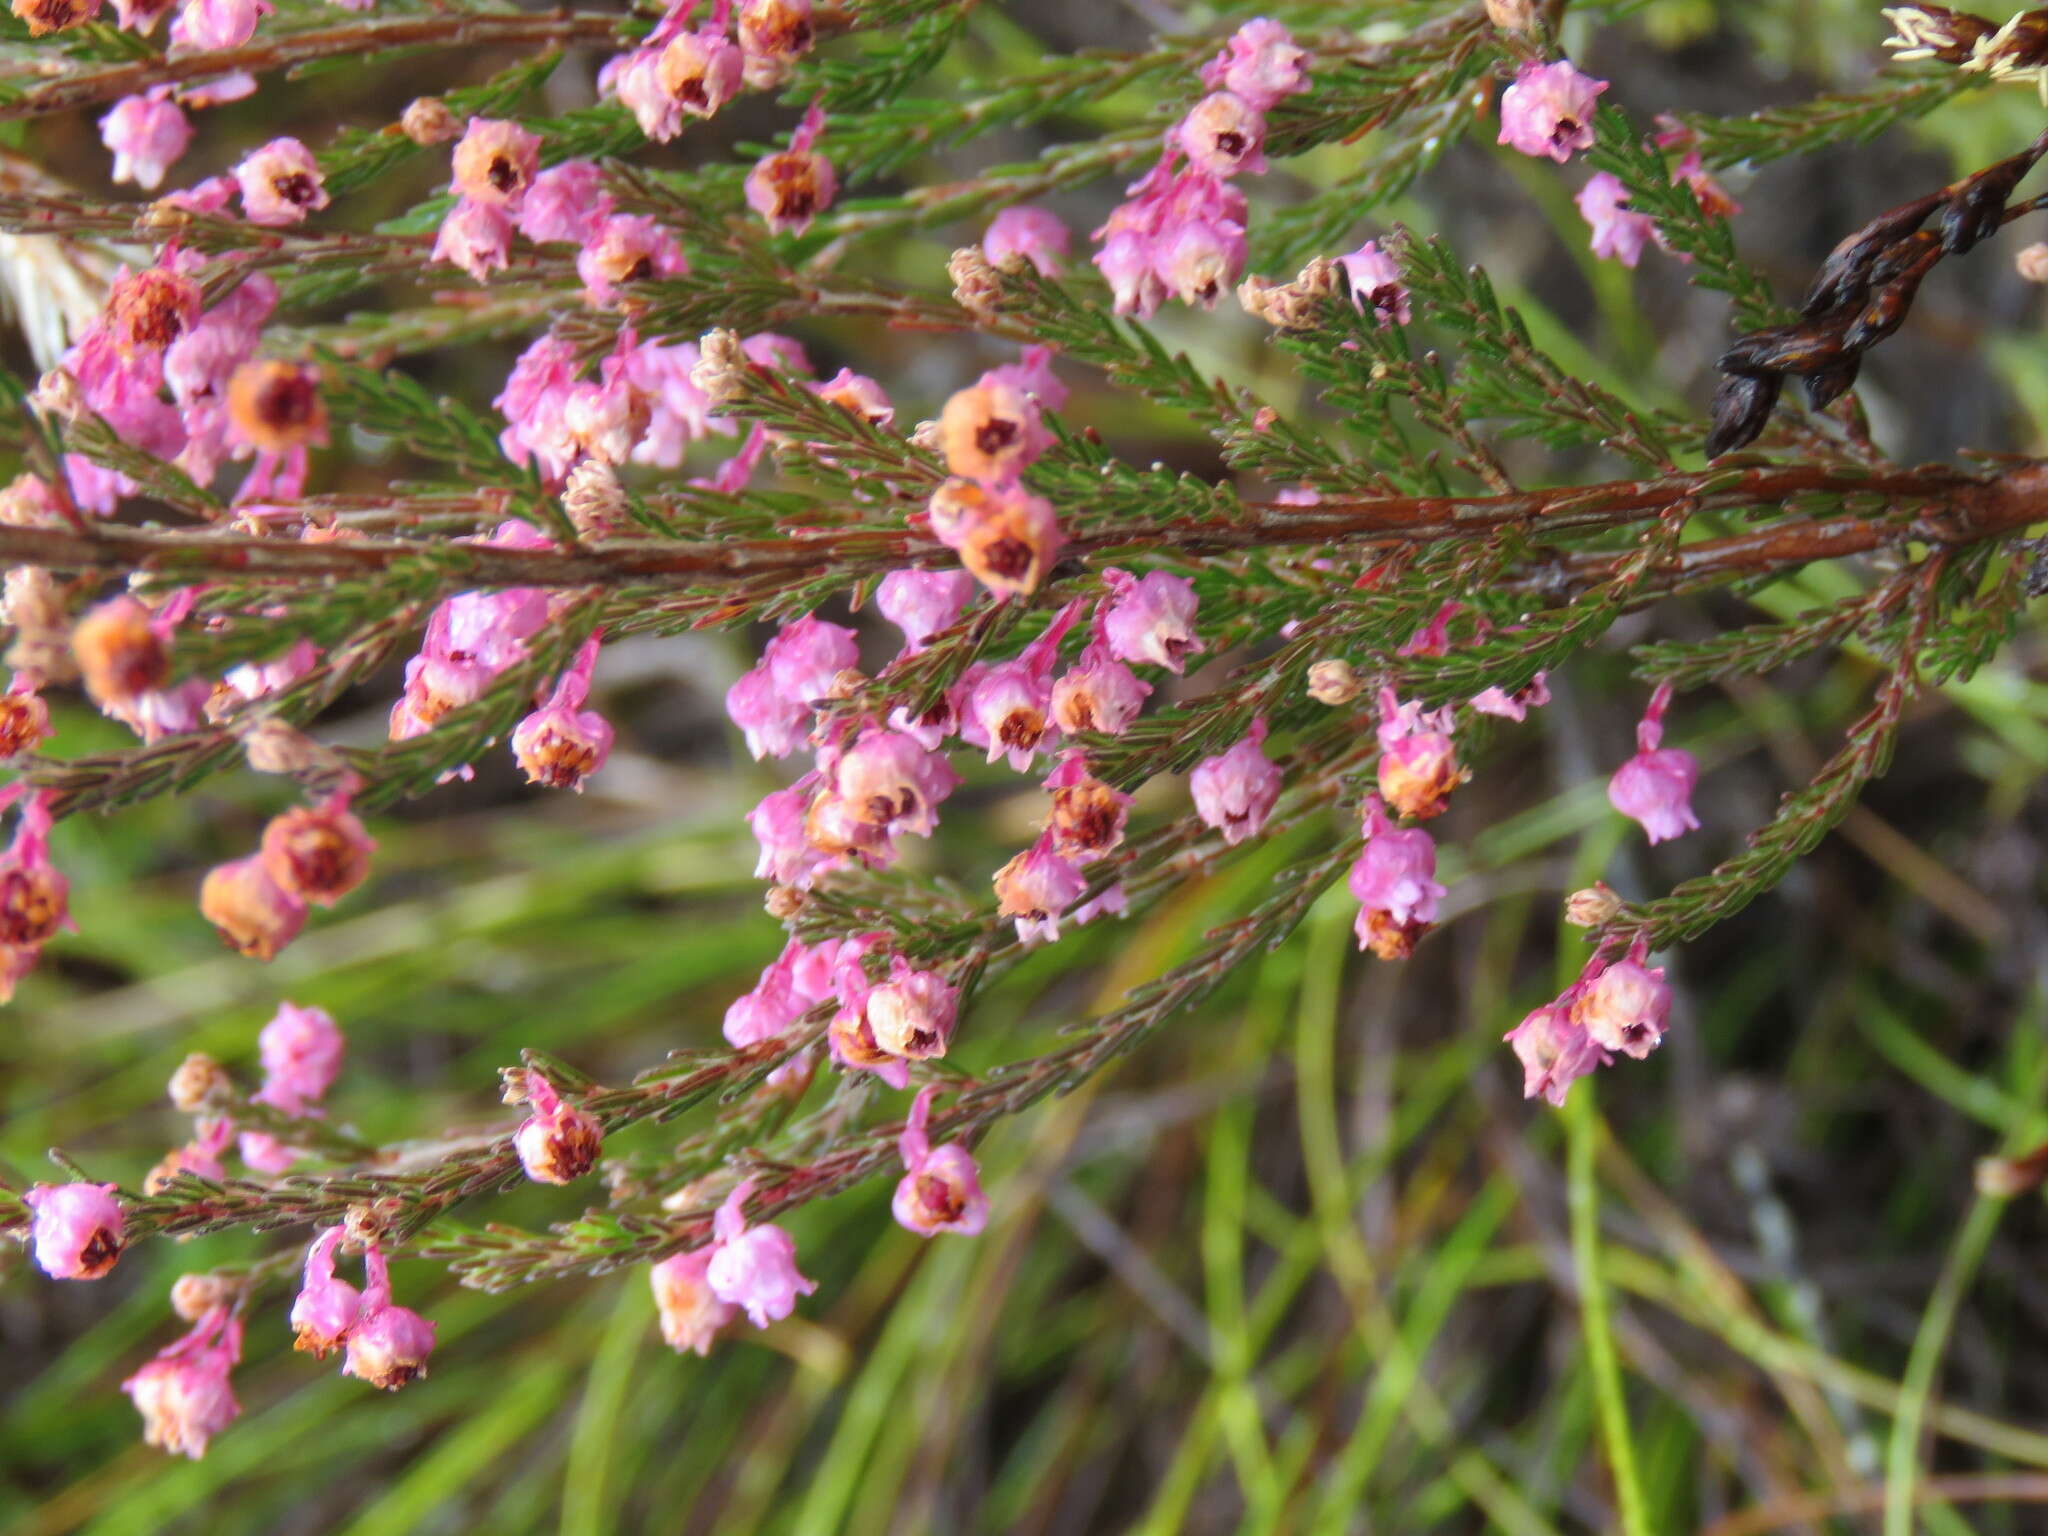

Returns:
1157,211,1247,309
342,1246,437,1390
864,956,959,1060
233,138,328,226
1101,568,1202,674
876,568,975,652
745,106,835,234
1190,717,1281,845
892,1086,989,1237
170,0,270,50
814,367,893,426
256,1001,344,1106
1577,172,1657,267
23,1181,124,1279
122,1308,242,1459
513,635,613,791
100,90,191,192
513,1073,604,1185
1050,644,1151,736
518,161,613,245
705,1179,816,1328
765,614,859,706
577,213,688,305
1504,1001,1605,1107
1497,60,1606,163
1608,682,1700,843
659,27,745,119
993,834,1088,946
431,198,515,283
1349,795,1447,959
1375,688,1465,821
651,1247,737,1355
1471,672,1551,722
1177,91,1267,178
1201,18,1308,111
726,664,810,760
1338,239,1411,327
1570,942,1672,1059
832,729,960,838
983,206,1070,274
451,118,541,209
747,783,830,888
613,48,683,143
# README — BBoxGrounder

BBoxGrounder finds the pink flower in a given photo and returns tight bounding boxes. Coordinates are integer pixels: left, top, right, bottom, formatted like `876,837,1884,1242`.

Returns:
993,834,1088,946
1177,92,1267,178
659,27,745,119
745,107,836,234
967,661,1057,772
748,783,830,888
23,1181,124,1279
1471,672,1551,722
1156,209,1247,308
431,198,515,283
123,1308,242,1459
1576,173,1657,268
342,1245,437,1390
100,90,191,192
726,664,810,760
1350,795,1447,959
170,0,270,49
514,1073,604,1185
514,635,614,790
234,138,328,226
0,794,69,947
613,48,682,142
577,213,688,305
451,118,541,209
928,478,1066,598
1045,752,1131,861
705,1179,816,1328
1190,717,1282,846
1101,568,1203,674
289,1227,361,1359
892,1086,989,1237
1569,942,1672,1059
651,1247,737,1355
1497,60,1606,163
1202,17,1306,109
199,854,307,961
832,729,960,837
517,160,614,245
1608,682,1699,844
876,568,975,652
1504,1001,1605,1107
765,614,859,706
983,206,1070,274
256,1001,344,1106
1051,644,1151,736
1338,239,1411,327
864,956,959,1060
1375,688,1466,822
494,332,581,476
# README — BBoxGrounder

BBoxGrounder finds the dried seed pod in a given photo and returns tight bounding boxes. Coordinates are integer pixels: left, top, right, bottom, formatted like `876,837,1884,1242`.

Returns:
1803,357,1862,412
1842,248,1941,353
1717,324,1847,379
1940,141,2046,254
1799,191,1944,318
1705,370,1782,460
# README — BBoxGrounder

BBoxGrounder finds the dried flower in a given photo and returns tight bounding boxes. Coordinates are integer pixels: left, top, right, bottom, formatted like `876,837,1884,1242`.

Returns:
199,855,308,960
1046,755,1131,859
400,96,463,145
12,0,95,32
260,798,374,907
745,108,836,234
168,1052,231,1114
928,478,1065,597
1306,659,1361,705
1565,883,1622,927
170,1272,237,1322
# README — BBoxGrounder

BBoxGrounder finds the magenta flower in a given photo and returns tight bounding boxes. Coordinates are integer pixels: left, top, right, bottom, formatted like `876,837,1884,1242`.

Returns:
725,665,809,761
748,782,831,889
1496,60,1607,164
517,160,614,245
1471,672,1551,722
514,635,614,791
233,137,328,226
892,1086,989,1237
660,26,746,120
876,568,976,652
864,956,960,1060
1200,17,1308,111
983,206,1070,274
1101,568,1203,674
1190,717,1282,846
613,48,682,143
1375,688,1466,822
289,1228,361,1359
577,213,689,305
1608,682,1699,843
705,1180,817,1328
651,1247,737,1356
1349,795,1447,959
1569,941,1672,1060
23,1181,124,1280
256,1001,344,1107
1576,172,1657,267
765,614,859,706
1338,239,1412,328
1504,1001,1606,1107
342,1246,438,1390
123,1308,243,1459
431,198,515,283
99,90,191,192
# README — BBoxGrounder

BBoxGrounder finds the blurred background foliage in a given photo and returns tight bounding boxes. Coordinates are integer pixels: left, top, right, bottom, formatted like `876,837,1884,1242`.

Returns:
6,0,2048,1531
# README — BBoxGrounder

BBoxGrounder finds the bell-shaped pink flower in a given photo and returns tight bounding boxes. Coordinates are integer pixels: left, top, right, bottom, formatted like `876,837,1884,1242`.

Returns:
1349,795,1447,960
1497,59,1606,164
1101,568,1203,674
432,198,515,283
514,635,614,791
1504,1001,1606,1107
1375,688,1466,822
1569,941,1672,1060
1471,672,1551,723
342,1245,437,1390
705,1179,817,1328
993,834,1088,946
517,160,613,245
876,568,975,652
659,26,745,120
233,137,328,226
451,117,541,210
1051,644,1151,736
967,661,1056,772
745,107,836,234
748,782,831,888
171,0,270,49
864,956,959,1060
23,1180,124,1279
1191,717,1282,846
1608,682,1699,844
1577,172,1657,268
982,206,1069,274
514,1073,604,1185
832,729,960,838
257,1001,344,1106
651,1247,737,1356
0,793,69,948
289,1227,361,1359
1200,17,1307,111
100,90,191,192
1177,91,1267,178
892,1087,989,1237
1339,239,1411,328
122,1308,242,1459
765,614,859,706
577,213,689,305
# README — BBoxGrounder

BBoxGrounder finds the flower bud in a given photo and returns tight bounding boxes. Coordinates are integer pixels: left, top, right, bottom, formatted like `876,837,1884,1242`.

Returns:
764,884,806,920
241,720,343,777
690,328,751,405
168,1052,232,1113
1484,0,1539,32
563,459,629,539
199,855,308,961
2019,243,2048,284
170,1272,237,1322
1976,1141,2048,1199
1307,658,1361,705
1564,883,1621,928
400,96,463,146
948,245,1005,316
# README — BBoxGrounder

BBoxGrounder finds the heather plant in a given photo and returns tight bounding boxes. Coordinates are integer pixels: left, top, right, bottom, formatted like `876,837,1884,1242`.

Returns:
5,0,2048,1529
